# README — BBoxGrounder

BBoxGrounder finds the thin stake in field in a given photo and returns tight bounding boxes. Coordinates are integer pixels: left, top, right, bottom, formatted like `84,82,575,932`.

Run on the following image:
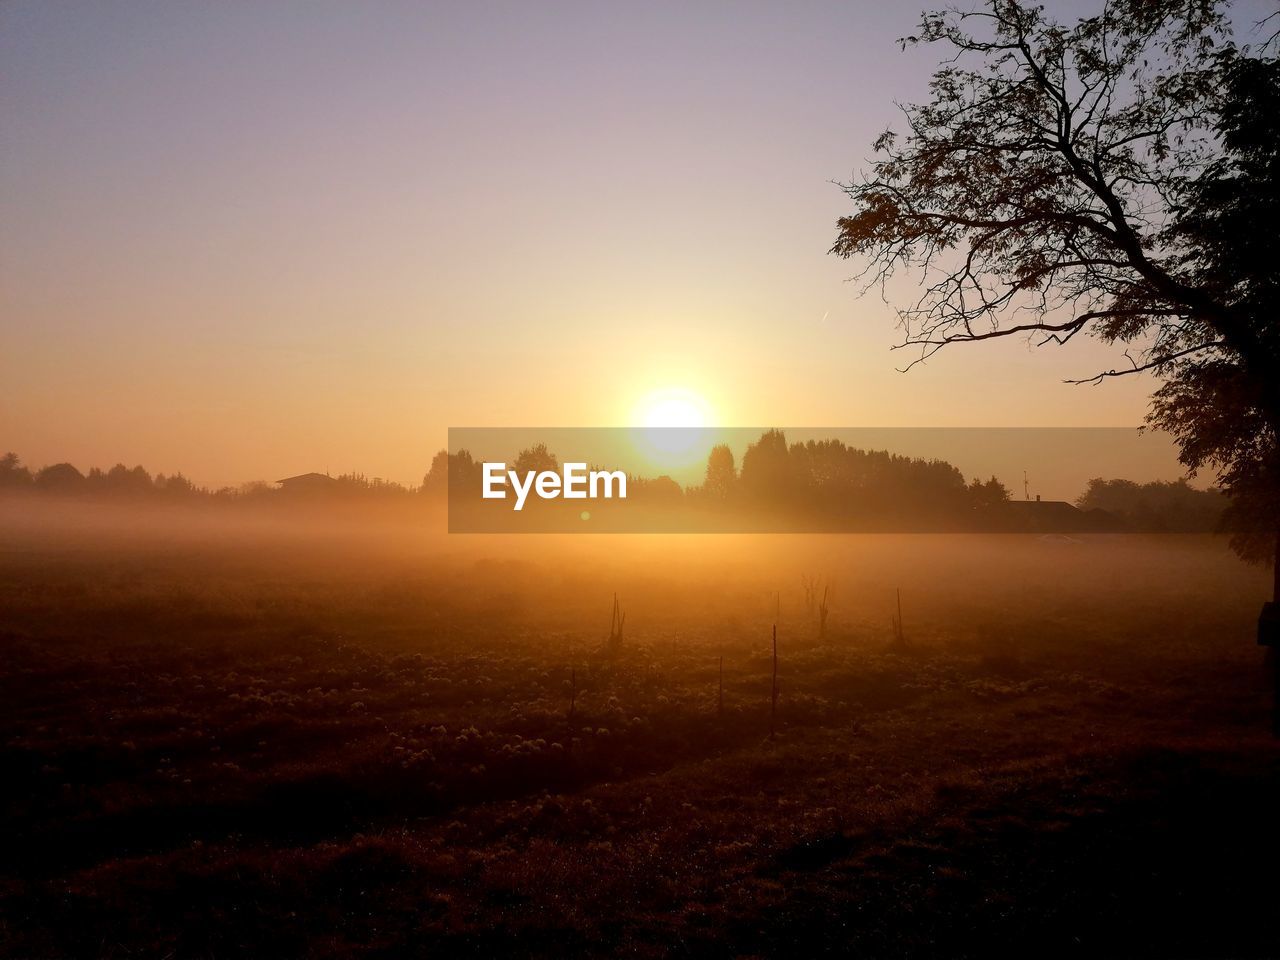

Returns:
769,624,778,738
607,593,625,655
892,588,906,646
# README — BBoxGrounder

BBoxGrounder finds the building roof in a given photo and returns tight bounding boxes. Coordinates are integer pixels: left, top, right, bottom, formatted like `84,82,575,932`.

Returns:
275,472,336,485
1007,499,1078,512
1004,498,1121,532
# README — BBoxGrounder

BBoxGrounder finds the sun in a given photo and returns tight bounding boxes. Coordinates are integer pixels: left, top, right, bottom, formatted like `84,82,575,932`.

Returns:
630,387,716,474
633,387,713,429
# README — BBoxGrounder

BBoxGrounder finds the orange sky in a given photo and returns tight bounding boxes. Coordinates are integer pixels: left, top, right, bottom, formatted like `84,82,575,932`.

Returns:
1,2,1213,490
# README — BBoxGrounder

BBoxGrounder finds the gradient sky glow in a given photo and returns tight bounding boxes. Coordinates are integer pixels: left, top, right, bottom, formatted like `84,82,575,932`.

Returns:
4,1,1269,488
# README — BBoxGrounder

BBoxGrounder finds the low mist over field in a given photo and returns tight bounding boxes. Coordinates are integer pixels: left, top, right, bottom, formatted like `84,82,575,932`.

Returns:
3,500,1278,956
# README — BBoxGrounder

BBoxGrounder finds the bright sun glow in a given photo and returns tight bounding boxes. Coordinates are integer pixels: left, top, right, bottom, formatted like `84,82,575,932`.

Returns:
631,388,716,474
634,388,713,429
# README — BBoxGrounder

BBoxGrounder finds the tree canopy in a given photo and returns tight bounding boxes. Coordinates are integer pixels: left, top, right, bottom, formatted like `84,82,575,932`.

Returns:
832,0,1279,561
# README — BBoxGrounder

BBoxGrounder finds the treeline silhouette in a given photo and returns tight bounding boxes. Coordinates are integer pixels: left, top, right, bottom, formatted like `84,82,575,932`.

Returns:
0,453,417,501
1,431,1230,533
1075,478,1227,534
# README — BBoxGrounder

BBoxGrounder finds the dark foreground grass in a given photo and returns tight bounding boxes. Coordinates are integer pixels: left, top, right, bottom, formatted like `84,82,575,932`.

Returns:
1,528,1277,957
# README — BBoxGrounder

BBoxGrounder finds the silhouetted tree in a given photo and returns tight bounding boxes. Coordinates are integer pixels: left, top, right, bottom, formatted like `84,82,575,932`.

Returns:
513,443,558,477
449,449,483,497
233,481,275,501
703,444,737,500
832,0,1280,571
331,472,413,497
35,462,86,492
739,430,794,503
968,475,1012,510
1077,477,1226,532
422,449,450,495
630,474,683,504
422,449,485,499
0,453,33,488
1151,55,1280,562
157,473,198,497
96,463,153,495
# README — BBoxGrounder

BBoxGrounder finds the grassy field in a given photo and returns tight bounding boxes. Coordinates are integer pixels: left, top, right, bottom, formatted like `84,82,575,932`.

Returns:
2,507,1278,957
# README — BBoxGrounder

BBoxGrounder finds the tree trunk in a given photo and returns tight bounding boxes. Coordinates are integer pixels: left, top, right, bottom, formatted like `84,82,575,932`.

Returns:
1274,529,1280,603
1272,531,1280,737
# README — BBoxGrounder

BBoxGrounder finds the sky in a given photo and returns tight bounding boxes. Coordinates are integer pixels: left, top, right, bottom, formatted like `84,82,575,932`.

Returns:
2,1,1272,489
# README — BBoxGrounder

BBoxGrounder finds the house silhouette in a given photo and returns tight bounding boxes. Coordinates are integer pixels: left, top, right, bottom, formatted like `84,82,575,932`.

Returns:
276,472,337,493
1006,496,1120,533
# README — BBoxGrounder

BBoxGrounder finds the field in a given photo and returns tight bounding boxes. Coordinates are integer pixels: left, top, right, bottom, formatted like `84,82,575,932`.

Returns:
2,502,1279,957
